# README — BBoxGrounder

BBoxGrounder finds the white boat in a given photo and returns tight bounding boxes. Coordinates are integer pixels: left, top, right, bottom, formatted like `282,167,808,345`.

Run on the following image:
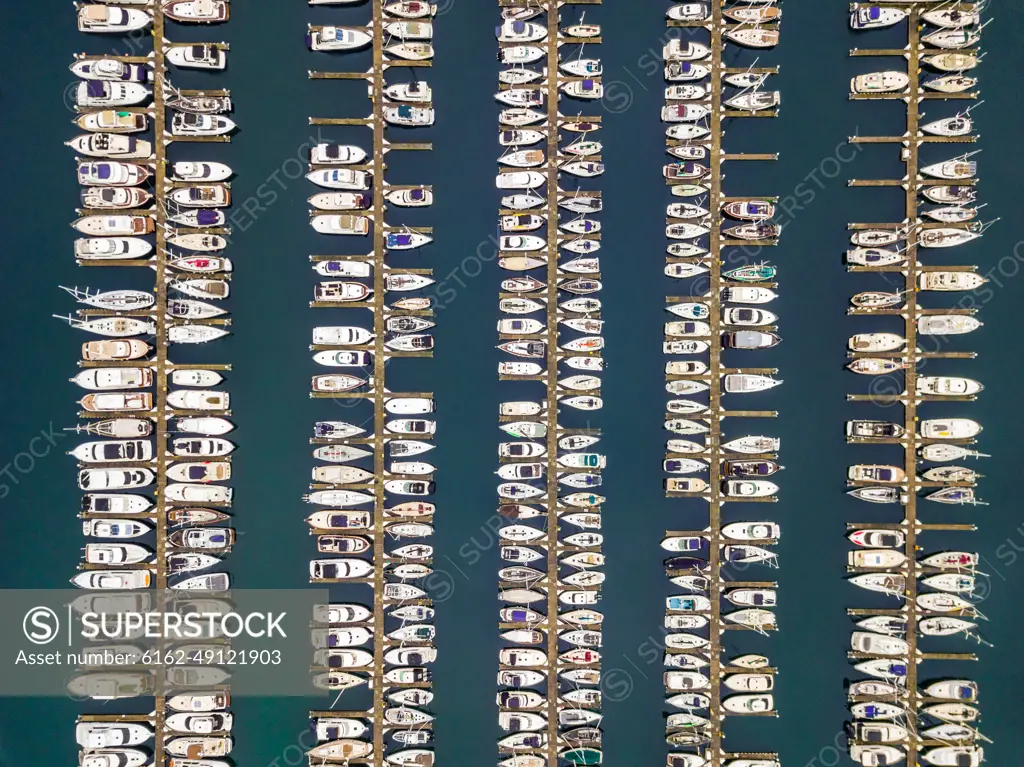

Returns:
668,3,709,21
71,570,152,590
384,105,435,126
76,723,153,748
172,161,233,182
169,185,231,207
384,1,437,18
921,748,982,767
309,192,371,211
922,115,973,138
724,28,780,48
918,271,986,291
162,0,230,23
386,187,432,207
385,42,434,60
78,6,153,33
663,40,711,61
662,104,710,123
307,169,370,190
76,81,150,108
917,376,983,396
76,111,148,134
726,91,780,111
78,161,150,186
384,81,432,102
172,113,236,136
167,44,227,69
71,58,151,82
922,28,980,49
918,315,981,335
311,214,370,236
499,45,545,64
496,19,546,42
850,6,906,29
852,71,909,93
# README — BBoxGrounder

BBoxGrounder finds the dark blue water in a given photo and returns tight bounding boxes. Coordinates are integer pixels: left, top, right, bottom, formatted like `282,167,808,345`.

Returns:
1,1,1023,766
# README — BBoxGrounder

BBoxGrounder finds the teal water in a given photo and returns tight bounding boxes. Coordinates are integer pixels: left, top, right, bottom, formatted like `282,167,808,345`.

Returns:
1,1,1023,766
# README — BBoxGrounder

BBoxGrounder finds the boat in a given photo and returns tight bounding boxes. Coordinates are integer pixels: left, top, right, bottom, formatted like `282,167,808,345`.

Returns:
76,110,148,134
922,28,980,49
850,6,906,29
167,43,227,69
172,162,232,182
725,28,780,48
78,5,153,33
169,185,231,207
919,271,986,291
848,332,904,352
384,105,435,126
922,116,974,138
852,71,909,93
723,331,780,350
663,40,711,61
921,748,982,767
923,74,977,93
311,214,370,236
307,168,370,190
78,161,150,186
724,6,779,23
162,0,230,22
171,113,235,136
668,3,709,21
923,52,978,72
71,570,152,590
68,132,150,157
917,376,983,396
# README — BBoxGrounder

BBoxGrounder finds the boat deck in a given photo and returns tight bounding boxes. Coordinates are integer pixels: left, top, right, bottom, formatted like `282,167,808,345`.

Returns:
845,5,985,764
305,3,435,764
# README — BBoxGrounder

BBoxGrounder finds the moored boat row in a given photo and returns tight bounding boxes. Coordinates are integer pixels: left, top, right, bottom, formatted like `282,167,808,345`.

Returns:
494,2,609,764
659,4,784,767
845,6,989,767
67,2,237,766
303,2,438,765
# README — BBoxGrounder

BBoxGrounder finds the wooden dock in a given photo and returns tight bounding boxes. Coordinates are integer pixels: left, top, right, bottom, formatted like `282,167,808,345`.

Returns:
306,3,435,765
70,6,235,766
661,4,782,765
846,5,985,765
494,1,603,764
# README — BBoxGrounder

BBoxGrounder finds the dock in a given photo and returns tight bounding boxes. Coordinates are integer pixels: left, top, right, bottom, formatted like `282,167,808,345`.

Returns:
846,4,986,765
305,3,435,765
661,3,783,765
494,1,604,764
69,4,235,764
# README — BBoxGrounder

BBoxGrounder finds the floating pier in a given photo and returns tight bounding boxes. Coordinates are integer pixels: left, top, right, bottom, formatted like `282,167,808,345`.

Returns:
304,3,436,764
845,4,987,765
660,2,783,764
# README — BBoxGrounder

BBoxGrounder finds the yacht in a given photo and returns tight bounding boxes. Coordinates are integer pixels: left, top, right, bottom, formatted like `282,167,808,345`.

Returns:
167,44,227,69
76,110,148,134
78,5,152,33
852,71,909,93
75,81,150,108
850,6,906,29
162,0,230,22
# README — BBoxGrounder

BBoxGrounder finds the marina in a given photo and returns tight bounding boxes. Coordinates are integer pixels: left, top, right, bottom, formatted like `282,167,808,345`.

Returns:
659,3,783,767
64,2,236,767
845,4,988,767
2,1,1022,766
302,1,437,765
